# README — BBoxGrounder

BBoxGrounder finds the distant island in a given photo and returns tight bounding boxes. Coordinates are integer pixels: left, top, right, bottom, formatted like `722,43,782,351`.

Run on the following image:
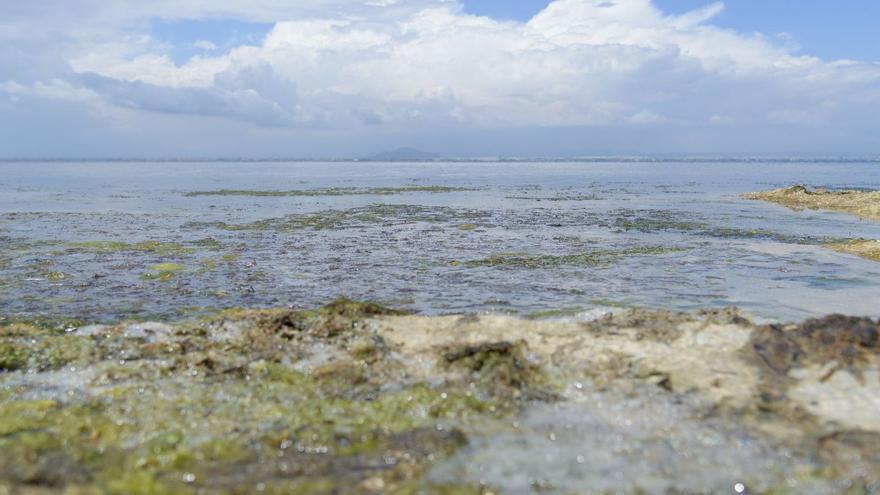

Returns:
363,147,444,161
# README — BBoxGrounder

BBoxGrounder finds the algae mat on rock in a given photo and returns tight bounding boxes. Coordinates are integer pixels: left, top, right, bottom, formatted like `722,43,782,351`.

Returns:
1,299,880,494
745,185,880,263
744,185,880,222
826,239,880,262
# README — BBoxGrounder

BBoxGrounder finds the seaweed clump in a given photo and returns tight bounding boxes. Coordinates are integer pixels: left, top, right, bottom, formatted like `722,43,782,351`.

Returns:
746,315,880,488
750,314,879,375
443,341,549,399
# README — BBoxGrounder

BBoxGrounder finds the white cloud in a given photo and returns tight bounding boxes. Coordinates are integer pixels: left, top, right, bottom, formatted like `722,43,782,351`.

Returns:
1,0,879,155
194,40,218,51
0,79,97,103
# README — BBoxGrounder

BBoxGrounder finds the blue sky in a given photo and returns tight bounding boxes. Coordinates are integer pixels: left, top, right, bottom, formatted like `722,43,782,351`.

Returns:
151,2,880,65
151,19,273,66
465,0,880,62
1,0,879,157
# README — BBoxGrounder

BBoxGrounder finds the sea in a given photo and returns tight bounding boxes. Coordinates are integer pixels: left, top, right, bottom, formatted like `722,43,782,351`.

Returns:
1,158,879,324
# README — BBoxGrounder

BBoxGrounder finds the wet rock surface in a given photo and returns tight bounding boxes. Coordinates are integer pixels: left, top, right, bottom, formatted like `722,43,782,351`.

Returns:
2,300,878,493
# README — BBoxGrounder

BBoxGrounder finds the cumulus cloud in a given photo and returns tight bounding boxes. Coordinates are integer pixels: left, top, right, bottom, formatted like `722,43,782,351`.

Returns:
1,0,879,155
76,73,298,127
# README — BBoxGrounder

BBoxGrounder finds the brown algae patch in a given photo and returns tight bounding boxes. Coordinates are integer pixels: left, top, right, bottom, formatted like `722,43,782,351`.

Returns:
744,184,880,221
2,302,880,492
825,239,880,262
184,186,474,197
747,314,880,482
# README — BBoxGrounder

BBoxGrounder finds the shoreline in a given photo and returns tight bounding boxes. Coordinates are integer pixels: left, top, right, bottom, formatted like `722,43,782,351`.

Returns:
745,185,880,263
2,299,878,493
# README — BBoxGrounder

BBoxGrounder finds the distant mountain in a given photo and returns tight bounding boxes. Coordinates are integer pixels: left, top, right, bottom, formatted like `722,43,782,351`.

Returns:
364,147,444,161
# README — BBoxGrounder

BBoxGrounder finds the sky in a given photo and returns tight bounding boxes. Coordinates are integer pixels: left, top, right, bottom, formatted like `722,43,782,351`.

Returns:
1,0,879,158
466,1,880,61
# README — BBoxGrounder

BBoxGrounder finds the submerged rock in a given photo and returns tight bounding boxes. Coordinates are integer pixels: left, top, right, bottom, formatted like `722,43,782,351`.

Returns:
0,301,878,493
826,239,880,262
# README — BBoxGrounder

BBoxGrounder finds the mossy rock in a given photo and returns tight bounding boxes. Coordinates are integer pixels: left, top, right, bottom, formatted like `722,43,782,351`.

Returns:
443,341,552,399
0,299,556,493
317,297,410,318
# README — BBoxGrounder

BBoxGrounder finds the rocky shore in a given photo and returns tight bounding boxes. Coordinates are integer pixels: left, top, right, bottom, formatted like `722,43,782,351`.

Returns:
1,299,878,494
743,185,880,222
745,185,880,262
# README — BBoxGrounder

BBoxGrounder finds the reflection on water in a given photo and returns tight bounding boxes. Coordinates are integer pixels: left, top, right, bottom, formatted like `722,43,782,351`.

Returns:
0,160,879,322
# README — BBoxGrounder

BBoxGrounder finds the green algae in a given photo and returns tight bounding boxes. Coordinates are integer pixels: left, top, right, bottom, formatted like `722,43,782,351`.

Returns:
66,240,194,257
0,300,535,494
0,342,29,371
0,335,93,372
506,194,602,201
189,205,490,232
589,298,634,309
612,209,843,244
614,212,707,233
443,341,549,398
142,263,185,282
524,307,585,319
45,271,72,281
197,259,218,272
193,238,223,250
466,246,688,269
66,240,129,252
316,297,410,318
148,263,184,272
184,186,474,197
0,316,85,334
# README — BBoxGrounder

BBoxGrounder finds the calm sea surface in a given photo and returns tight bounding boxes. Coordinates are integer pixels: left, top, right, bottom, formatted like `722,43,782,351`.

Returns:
1,160,878,323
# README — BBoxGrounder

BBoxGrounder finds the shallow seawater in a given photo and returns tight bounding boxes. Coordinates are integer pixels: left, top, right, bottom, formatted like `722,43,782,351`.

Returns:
1,159,879,323
428,384,842,495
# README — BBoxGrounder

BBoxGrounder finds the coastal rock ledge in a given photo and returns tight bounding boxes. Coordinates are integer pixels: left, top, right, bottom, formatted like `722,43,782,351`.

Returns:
1,300,878,494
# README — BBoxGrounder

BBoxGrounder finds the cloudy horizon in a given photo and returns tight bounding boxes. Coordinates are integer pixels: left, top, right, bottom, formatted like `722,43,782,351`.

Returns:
2,0,879,158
